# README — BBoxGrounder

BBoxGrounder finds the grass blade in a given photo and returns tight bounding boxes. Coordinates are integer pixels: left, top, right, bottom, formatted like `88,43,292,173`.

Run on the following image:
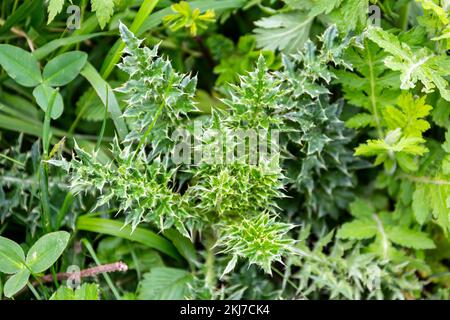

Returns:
76,216,183,261
79,62,128,140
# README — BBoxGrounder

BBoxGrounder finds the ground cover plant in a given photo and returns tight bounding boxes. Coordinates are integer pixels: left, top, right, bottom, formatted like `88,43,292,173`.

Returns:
0,0,449,300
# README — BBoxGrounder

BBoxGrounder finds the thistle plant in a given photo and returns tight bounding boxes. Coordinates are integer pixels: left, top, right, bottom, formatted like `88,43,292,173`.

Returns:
275,26,360,220
54,23,296,276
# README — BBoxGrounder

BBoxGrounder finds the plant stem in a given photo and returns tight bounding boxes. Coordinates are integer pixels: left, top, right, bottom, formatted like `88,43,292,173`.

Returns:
205,232,216,290
399,1,411,31
27,282,41,300
34,262,128,285
39,90,58,232
82,239,122,300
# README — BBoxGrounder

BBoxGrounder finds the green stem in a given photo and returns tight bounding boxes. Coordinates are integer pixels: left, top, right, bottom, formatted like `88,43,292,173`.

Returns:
0,153,25,167
27,282,41,300
205,234,216,290
366,38,383,139
39,90,58,232
82,239,122,300
43,90,57,157
95,84,109,153
399,1,411,31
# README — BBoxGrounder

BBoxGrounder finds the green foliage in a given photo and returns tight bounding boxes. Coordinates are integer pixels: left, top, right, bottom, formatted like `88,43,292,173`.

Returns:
117,22,197,154
163,1,216,36
354,93,432,172
207,35,279,86
138,267,193,300
0,46,87,120
275,26,358,219
217,213,296,275
367,27,450,101
335,39,400,131
337,198,435,260
290,227,423,299
46,0,117,29
0,44,42,87
254,11,314,53
0,232,70,298
50,283,100,300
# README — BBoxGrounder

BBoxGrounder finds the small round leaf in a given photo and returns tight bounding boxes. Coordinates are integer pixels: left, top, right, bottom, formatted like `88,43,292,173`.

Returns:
0,236,26,274
26,231,70,274
43,51,88,87
4,268,30,298
0,44,42,87
33,83,64,119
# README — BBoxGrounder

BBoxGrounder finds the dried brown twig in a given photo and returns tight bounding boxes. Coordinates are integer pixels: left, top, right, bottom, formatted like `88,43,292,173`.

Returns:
0,18,35,51
34,262,129,285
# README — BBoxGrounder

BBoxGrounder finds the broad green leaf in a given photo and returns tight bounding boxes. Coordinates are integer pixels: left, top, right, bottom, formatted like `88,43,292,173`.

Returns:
4,268,30,298
163,229,198,267
337,220,378,240
91,0,115,29
76,216,182,261
80,63,128,141
47,0,65,24
138,267,193,300
26,231,70,274
33,84,64,120
0,236,25,274
254,11,313,53
386,227,436,249
0,44,42,87
50,283,99,300
43,51,88,87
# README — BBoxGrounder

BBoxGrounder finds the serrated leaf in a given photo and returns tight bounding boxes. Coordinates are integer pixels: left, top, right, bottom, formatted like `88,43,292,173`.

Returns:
0,236,25,274
43,51,88,87
138,267,193,300
33,84,64,120
91,0,115,29
254,11,313,53
367,27,450,101
387,227,435,249
383,93,432,137
47,0,65,24
0,44,42,87
345,113,374,129
308,0,342,17
26,231,70,274
337,220,378,240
